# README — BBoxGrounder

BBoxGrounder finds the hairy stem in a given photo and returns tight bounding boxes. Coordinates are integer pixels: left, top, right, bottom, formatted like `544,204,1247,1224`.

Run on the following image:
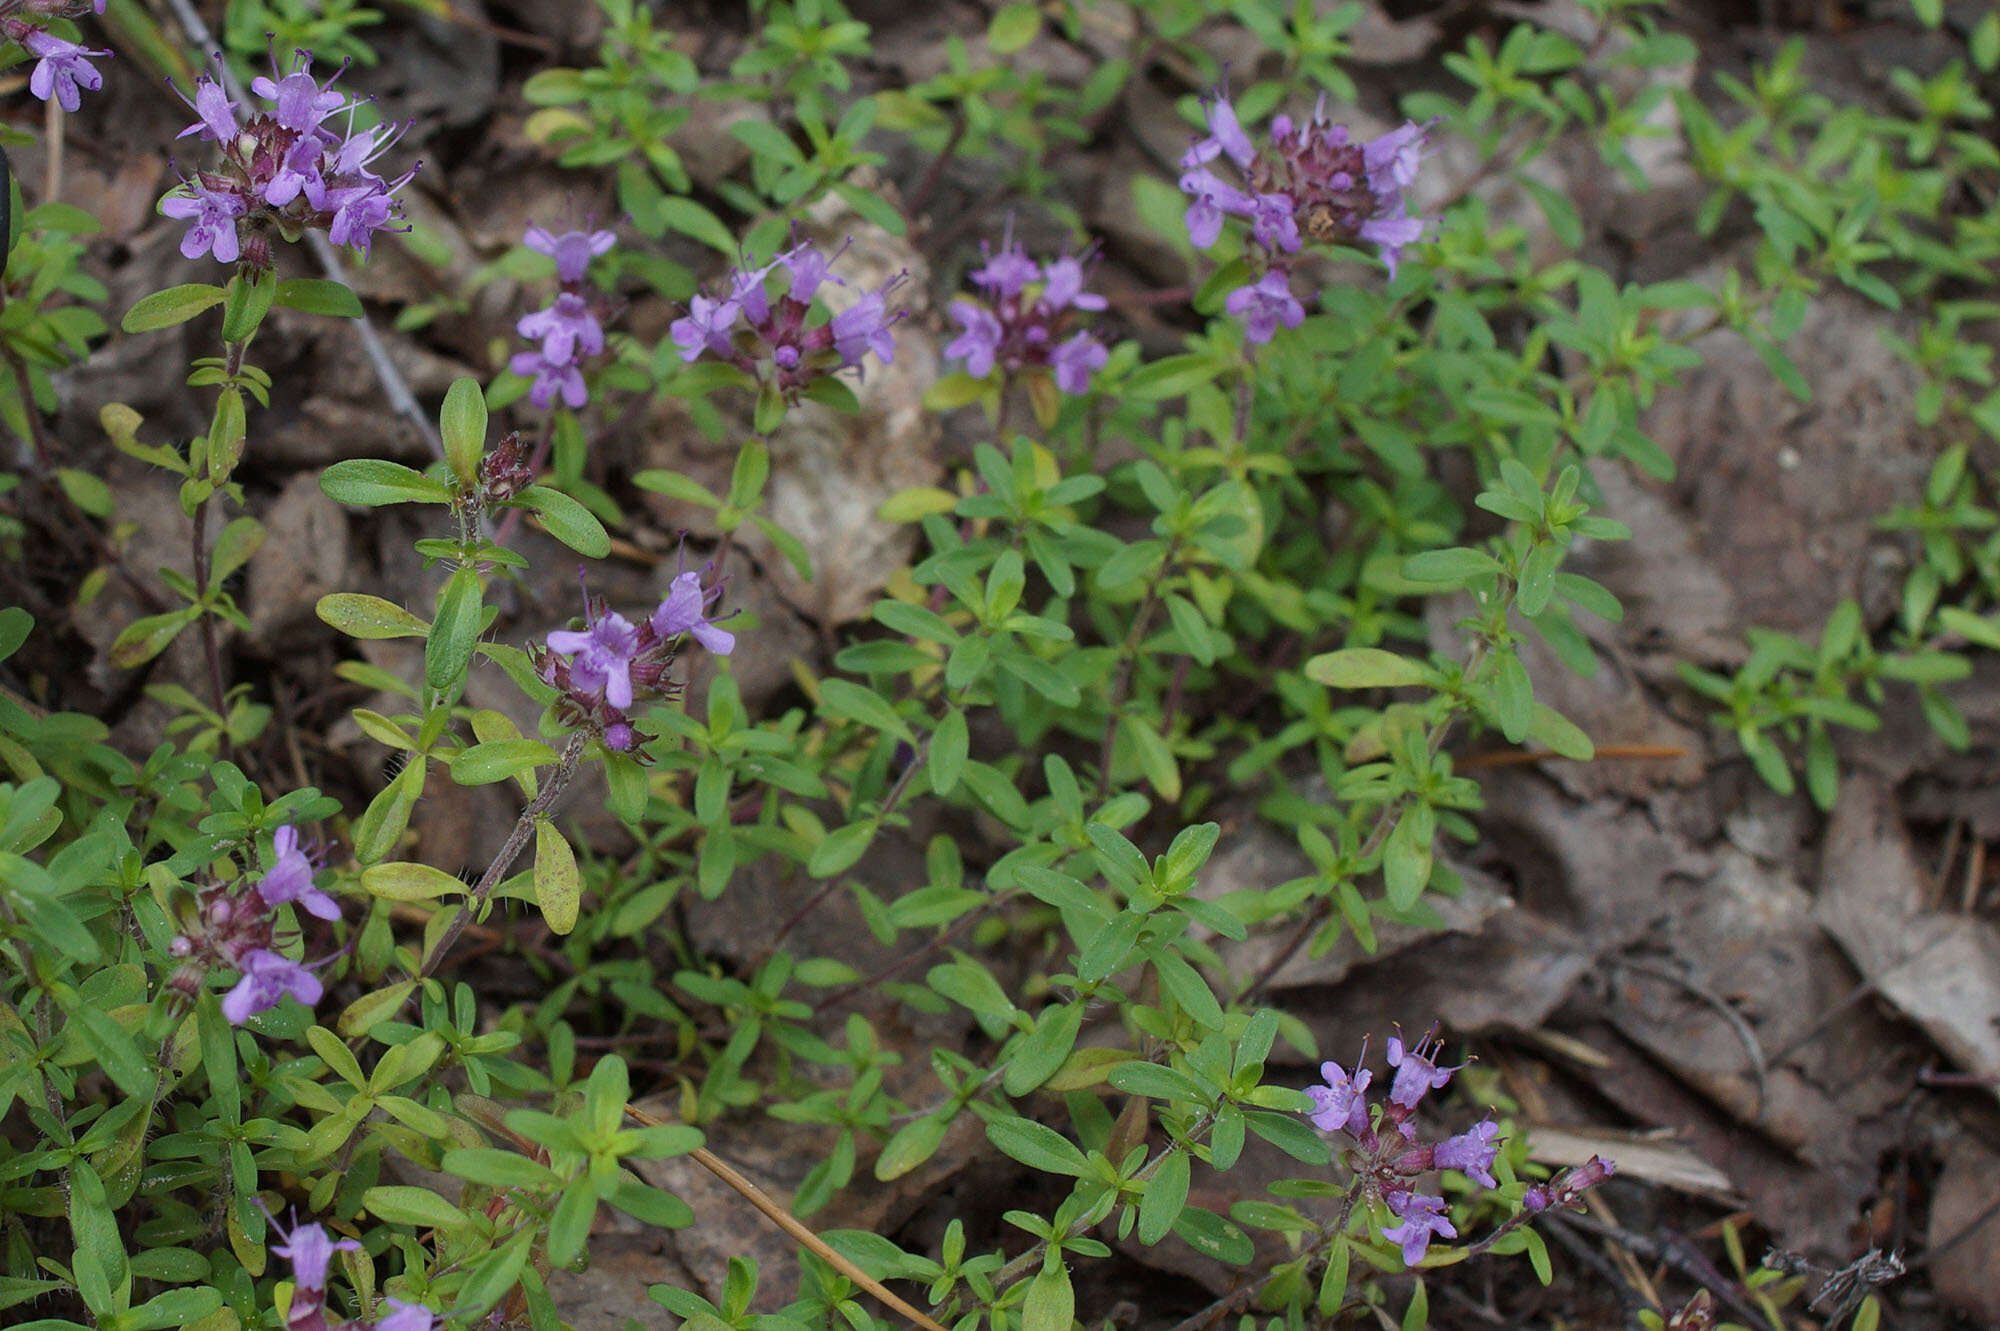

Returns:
420,731,589,980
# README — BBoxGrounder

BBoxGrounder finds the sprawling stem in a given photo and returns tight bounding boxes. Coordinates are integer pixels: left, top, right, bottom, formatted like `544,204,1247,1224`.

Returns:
420,731,589,980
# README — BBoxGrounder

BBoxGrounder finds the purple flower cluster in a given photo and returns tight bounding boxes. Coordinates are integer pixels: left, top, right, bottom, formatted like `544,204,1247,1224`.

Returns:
944,236,1111,395
269,1212,434,1331
2,3,109,113
671,240,905,399
1179,91,1431,343
169,825,337,1026
163,51,417,267
536,566,736,752
511,225,615,410
1303,1029,1615,1266
1304,1031,1500,1266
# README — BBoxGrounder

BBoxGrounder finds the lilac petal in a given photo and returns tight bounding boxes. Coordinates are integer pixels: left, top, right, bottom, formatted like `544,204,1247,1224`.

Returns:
1206,94,1256,169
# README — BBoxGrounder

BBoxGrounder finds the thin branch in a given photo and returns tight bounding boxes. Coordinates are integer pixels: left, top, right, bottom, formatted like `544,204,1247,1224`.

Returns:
420,732,588,979
623,1105,951,1331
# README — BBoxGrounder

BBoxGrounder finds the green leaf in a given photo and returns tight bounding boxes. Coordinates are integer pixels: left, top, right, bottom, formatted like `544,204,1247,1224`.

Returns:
220,271,276,342
317,593,430,640
985,1115,1086,1177
548,1175,592,1263
450,738,560,786
54,468,113,518
425,567,484,697
443,1147,560,1191
353,758,425,864
994,647,1081,706
1138,1149,1190,1244
913,710,964,800
1490,649,1533,743
1403,547,1504,585
1303,648,1433,689
361,861,466,902
321,459,455,507
729,439,771,509
1526,702,1593,760
338,981,418,1038
0,606,31,661
1107,1061,1207,1103
68,1007,151,1098
364,1185,465,1230
754,379,787,434
534,821,582,935
879,486,959,523
816,677,914,742
655,196,738,252
988,1,1042,52
121,283,226,334
439,377,487,486
513,484,612,557
810,821,876,878
109,608,197,669
1002,1000,1083,1096
1022,1266,1073,1331
632,469,721,507
273,278,364,319
875,1113,952,1181
1382,803,1434,911
1516,542,1561,616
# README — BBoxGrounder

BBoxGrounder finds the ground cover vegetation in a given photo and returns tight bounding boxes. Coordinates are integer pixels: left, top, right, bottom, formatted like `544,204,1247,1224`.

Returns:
3,0,2000,1328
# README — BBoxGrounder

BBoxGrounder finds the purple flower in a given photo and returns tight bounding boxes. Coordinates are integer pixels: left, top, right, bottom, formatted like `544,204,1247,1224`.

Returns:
604,722,634,751
1174,89,1434,278
175,75,240,142
970,245,1039,299
1358,210,1426,279
518,293,604,366
1381,1190,1456,1266
1051,332,1108,395
161,182,247,264
1179,168,1253,250
325,180,399,256
255,826,340,922
326,119,406,188
1039,256,1107,313
1224,272,1305,345
1433,1120,1500,1187
271,1219,361,1292
547,609,641,706
945,301,1003,378
250,50,346,135
1198,93,1256,170
1248,193,1301,252
1385,1033,1458,1111
262,133,327,208
1307,1056,1373,1137
1364,121,1428,194
670,294,740,364
651,569,735,656
727,259,776,325
24,30,108,114
778,243,841,303
510,349,588,409
525,226,616,284
374,1299,437,1331
830,284,901,369
222,948,324,1024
